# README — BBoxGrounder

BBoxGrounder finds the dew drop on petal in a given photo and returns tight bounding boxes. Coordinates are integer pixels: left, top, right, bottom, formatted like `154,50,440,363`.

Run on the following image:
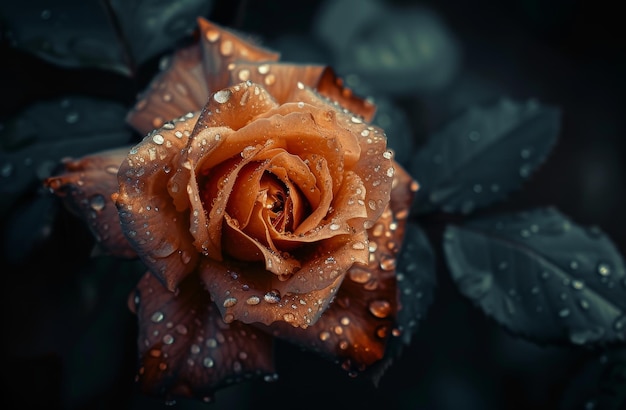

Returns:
368,300,391,318
213,90,232,104
151,311,164,323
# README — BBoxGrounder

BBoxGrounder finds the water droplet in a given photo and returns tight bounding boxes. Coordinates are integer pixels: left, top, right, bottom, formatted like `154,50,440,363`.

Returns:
569,326,605,345
283,313,295,322
190,344,200,354
89,194,106,211
1,162,13,178
349,267,371,284
584,400,596,410
558,308,570,318
379,255,396,271
246,296,260,305
519,163,532,178
368,300,391,318
579,299,590,310
570,260,579,270
468,131,481,141
520,147,533,159
597,263,611,276
152,134,165,145
151,311,164,323
203,357,214,368
40,9,51,19
264,290,281,304
162,334,174,345
571,280,584,290
213,90,232,104
65,112,80,124
223,297,237,308
473,184,483,193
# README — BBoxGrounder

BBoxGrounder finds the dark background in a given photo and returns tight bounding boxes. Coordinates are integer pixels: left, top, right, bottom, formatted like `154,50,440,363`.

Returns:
1,0,625,409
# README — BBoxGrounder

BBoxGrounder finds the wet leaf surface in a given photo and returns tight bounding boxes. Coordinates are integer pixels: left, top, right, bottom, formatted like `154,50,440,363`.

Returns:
0,96,132,216
0,0,214,75
411,99,560,215
444,208,626,345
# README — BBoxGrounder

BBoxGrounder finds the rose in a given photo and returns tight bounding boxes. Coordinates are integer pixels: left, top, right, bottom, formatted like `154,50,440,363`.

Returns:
45,18,418,401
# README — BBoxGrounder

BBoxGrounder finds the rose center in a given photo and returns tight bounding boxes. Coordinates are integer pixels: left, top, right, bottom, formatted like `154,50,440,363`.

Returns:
259,172,291,232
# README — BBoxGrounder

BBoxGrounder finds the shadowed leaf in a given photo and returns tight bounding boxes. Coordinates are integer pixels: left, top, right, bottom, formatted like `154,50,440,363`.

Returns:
444,207,626,346
411,98,560,215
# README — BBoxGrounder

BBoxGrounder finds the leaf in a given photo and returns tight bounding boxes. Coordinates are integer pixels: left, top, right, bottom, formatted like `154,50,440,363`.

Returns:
559,349,626,410
0,0,214,75
443,207,626,346
411,98,560,215
370,97,415,166
2,194,59,265
314,0,460,95
108,0,215,68
0,95,132,217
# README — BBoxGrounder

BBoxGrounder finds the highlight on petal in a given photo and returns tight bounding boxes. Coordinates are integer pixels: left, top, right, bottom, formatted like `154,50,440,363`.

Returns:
227,63,376,122
199,255,348,329
286,82,394,229
196,17,280,93
131,272,275,402
127,45,209,136
264,161,418,376
116,113,201,291
44,146,137,259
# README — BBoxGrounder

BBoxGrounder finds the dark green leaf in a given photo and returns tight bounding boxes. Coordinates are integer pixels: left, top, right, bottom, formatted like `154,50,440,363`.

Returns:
559,349,626,410
2,195,59,265
1,1,129,74
0,96,132,216
371,97,415,166
411,99,560,214
443,207,626,346
0,0,213,75
314,0,460,95
109,0,214,68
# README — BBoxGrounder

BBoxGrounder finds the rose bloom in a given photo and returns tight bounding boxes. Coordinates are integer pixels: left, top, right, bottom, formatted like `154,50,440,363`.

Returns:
45,18,418,401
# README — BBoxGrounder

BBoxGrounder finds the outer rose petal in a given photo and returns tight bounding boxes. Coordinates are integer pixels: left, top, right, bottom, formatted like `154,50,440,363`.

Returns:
116,113,202,291
200,229,368,328
44,147,137,258
131,272,275,401
230,63,376,122
196,18,280,93
127,45,209,135
127,18,280,136
265,161,419,374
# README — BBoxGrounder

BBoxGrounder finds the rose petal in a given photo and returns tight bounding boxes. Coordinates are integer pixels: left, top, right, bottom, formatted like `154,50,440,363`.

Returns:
316,67,376,123
287,83,394,230
229,63,376,122
116,114,201,291
196,18,280,94
199,255,348,328
228,63,326,104
127,45,209,135
44,147,136,258
264,161,418,375
131,271,275,401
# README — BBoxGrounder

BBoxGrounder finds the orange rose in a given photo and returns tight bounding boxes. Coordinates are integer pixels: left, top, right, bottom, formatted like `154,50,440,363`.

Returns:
45,18,418,400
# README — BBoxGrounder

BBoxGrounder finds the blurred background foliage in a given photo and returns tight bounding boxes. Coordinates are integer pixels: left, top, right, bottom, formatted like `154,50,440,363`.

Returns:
0,0,625,409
